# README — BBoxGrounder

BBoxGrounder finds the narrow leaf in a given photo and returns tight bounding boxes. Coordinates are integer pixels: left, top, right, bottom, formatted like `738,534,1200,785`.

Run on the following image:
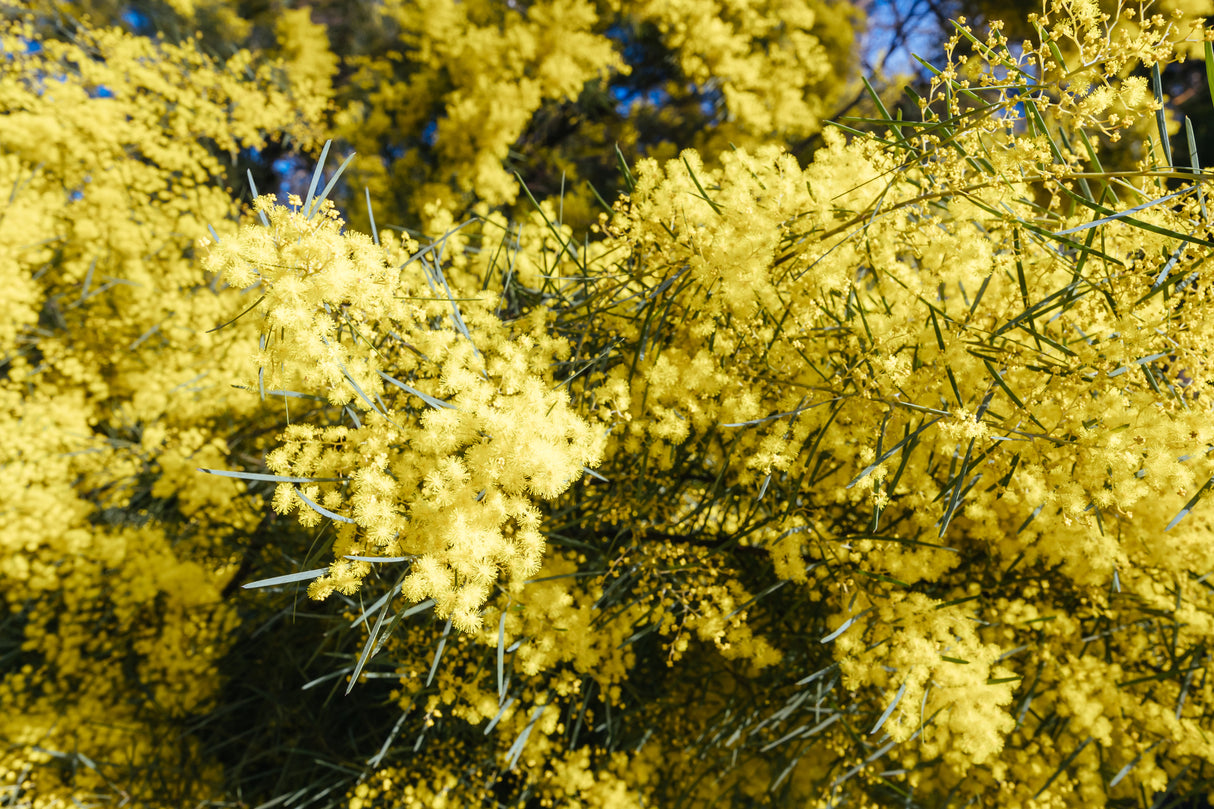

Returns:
682,156,723,215
870,681,908,735
377,370,454,409
241,568,328,589
426,619,453,687
615,143,635,194
484,696,515,735
206,294,265,334
1185,117,1207,219
366,187,379,246
1207,42,1214,114
723,580,788,622
1055,188,1193,237
197,467,342,483
1034,737,1092,798
1058,184,1214,248
294,487,356,524
302,140,332,217
306,150,356,220
939,439,978,538
1152,62,1174,168
1166,476,1214,531
247,169,270,226
506,702,548,770
343,555,413,563
347,587,394,694
497,610,508,703
821,608,871,644
350,583,403,629
1110,741,1163,788
847,418,940,488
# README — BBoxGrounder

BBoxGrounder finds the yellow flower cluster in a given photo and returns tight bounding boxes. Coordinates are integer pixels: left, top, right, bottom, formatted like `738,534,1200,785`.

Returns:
628,0,856,139
0,8,325,805
541,1,1214,804
330,0,854,233
204,195,603,631
10,0,1214,806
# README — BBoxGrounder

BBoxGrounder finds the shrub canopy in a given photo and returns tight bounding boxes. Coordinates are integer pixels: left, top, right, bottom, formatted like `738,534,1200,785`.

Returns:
5,1,1214,808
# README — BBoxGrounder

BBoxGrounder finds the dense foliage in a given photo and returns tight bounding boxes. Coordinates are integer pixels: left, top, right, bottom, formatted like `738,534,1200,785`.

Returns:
6,1,1214,808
